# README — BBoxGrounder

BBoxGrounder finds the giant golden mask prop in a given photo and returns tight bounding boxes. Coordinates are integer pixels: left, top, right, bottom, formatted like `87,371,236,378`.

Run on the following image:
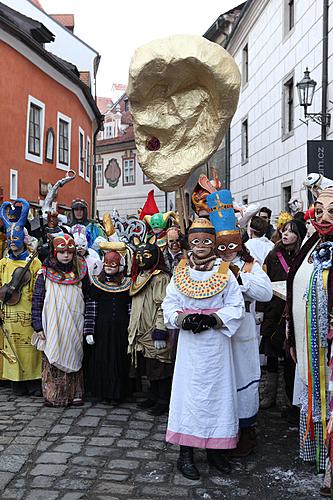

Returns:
127,35,241,192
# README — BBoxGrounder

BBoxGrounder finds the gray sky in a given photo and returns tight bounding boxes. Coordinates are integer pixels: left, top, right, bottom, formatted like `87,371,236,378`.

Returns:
41,0,242,97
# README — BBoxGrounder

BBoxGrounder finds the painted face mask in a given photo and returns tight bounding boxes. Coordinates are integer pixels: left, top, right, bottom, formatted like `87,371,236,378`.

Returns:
74,233,88,255
134,237,160,270
215,233,242,259
167,227,181,254
313,188,333,236
104,251,123,275
206,189,242,259
191,175,218,216
53,234,76,256
0,198,30,252
188,218,216,259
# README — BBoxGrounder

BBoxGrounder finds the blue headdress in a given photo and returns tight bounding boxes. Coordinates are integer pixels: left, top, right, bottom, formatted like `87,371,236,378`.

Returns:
0,198,30,254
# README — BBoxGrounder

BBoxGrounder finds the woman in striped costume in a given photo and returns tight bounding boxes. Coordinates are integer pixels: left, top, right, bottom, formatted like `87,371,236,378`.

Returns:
32,234,90,407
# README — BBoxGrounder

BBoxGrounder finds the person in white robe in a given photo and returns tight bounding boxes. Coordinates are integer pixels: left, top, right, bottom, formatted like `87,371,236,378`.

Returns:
245,215,274,266
162,217,244,480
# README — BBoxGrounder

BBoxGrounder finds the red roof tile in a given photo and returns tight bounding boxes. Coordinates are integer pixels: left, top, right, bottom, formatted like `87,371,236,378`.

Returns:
98,124,135,146
30,0,44,10
50,14,74,31
97,96,113,115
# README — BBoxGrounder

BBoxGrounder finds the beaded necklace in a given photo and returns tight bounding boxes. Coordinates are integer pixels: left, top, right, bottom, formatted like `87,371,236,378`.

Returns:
174,259,229,299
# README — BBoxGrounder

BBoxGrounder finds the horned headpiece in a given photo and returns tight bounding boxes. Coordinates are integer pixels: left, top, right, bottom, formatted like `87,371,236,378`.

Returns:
0,198,30,250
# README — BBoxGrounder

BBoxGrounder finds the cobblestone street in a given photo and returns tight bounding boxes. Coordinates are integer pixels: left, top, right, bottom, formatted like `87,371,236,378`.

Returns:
0,384,323,500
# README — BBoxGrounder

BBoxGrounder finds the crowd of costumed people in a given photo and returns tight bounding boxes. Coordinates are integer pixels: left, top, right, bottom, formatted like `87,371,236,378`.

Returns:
0,169,333,496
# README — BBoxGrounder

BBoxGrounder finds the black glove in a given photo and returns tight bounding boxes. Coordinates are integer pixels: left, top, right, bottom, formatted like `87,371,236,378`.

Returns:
182,314,217,334
199,314,217,329
182,314,203,333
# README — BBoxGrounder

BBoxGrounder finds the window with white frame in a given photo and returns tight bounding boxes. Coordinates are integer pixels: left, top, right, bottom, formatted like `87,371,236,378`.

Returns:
78,127,85,177
57,112,71,170
10,169,18,200
282,73,294,140
123,158,135,185
96,164,104,188
241,117,249,164
242,44,249,85
86,137,91,181
284,0,295,36
25,95,45,164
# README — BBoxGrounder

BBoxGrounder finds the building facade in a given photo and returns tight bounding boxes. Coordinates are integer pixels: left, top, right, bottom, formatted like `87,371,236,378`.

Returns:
96,93,174,217
0,2,102,212
1,0,100,95
206,0,333,219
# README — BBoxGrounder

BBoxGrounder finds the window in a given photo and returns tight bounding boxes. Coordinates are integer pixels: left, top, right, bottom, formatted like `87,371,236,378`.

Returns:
45,128,54,162
241,118,249,164
78,127,85,177
86,137,91,181
143,172,152,184
282,74,294,140
284,0,295,35
282,183,292,211
96,164,104,188
25,95,45,164
123,158,135,185
242,44,249,85
57,112,71,170
10,169,18,200
124,98,129,112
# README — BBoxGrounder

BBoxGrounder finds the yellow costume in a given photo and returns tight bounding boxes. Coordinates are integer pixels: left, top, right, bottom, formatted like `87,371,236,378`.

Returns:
0,256,41,381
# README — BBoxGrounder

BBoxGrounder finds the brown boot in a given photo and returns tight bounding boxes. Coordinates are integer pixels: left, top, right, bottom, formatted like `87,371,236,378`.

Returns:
230,427,256,458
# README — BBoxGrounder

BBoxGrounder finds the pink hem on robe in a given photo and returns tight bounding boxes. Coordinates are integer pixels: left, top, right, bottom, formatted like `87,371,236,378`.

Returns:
166,430,238,449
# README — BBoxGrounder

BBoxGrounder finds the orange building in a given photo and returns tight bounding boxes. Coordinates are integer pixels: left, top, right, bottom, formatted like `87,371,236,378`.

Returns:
0,3,103,214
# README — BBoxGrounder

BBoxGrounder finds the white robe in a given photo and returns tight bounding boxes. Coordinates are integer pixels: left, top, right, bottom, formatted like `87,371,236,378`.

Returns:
162,268,244,449
245,237,274,266
231,257,272,424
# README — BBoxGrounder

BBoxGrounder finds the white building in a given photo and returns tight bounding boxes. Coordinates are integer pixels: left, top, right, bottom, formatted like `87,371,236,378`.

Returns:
205,0,333,219
1,0,100,93
96,93,175,217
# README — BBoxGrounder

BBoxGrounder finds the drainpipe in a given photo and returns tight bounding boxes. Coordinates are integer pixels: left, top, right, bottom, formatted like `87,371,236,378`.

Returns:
91,123,102,219
321,0,329,140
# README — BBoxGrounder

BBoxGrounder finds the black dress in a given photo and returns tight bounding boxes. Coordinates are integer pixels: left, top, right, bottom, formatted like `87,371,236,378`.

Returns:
85,276,131,401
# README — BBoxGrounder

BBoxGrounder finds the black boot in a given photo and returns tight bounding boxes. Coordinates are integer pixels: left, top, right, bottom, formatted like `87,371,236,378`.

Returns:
207,449,232,474
177,445,200,480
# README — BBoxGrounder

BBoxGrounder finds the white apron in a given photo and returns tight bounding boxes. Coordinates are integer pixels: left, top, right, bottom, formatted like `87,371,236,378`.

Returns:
42,279,84,373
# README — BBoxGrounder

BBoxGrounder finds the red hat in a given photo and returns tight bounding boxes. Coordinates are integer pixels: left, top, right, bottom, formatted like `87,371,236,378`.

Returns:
139,190,159,220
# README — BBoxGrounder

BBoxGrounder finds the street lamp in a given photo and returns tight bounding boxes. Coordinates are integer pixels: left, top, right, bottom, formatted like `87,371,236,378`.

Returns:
296,67,331,127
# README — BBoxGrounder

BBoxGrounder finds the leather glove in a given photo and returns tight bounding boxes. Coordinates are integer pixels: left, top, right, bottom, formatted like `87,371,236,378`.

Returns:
182,314,203,332
255,312,264,325
199,314,218,329
154,340,166,350
182,314,217,334
86,335,95,345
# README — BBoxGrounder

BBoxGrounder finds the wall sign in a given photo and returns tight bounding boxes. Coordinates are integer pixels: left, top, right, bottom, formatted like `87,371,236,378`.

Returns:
105,158,121,188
